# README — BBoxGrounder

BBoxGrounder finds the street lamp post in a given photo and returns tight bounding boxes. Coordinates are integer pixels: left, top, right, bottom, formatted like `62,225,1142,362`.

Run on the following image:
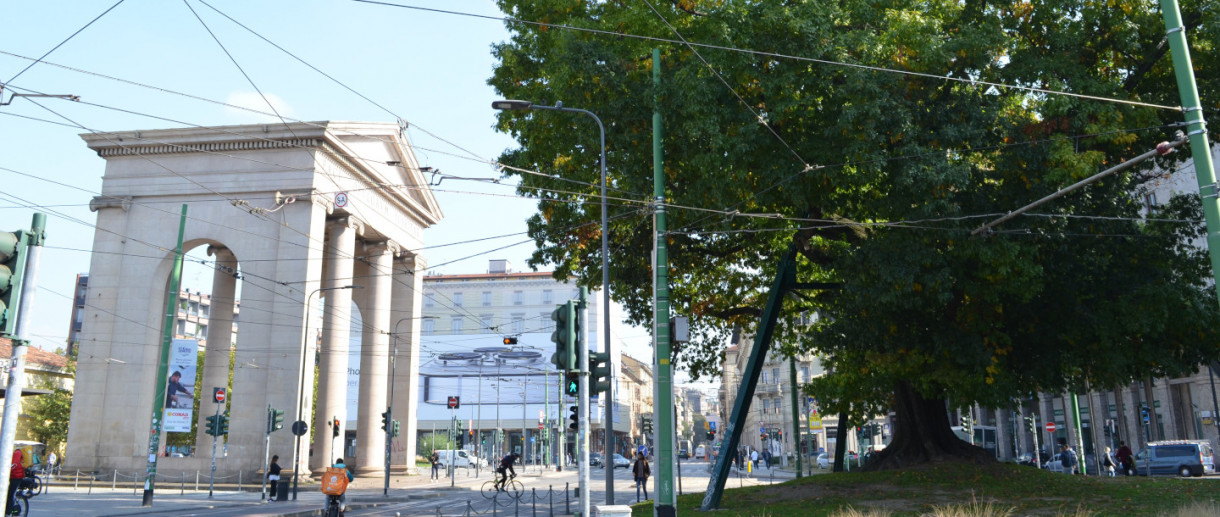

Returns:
292,284,359,500
492,99,614,503
384,317,413,495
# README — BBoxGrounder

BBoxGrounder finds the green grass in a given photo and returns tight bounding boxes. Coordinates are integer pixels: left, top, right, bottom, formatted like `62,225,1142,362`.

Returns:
630,463,1220,516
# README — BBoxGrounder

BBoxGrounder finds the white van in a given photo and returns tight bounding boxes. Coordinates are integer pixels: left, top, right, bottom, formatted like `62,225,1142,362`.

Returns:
435,449,473,469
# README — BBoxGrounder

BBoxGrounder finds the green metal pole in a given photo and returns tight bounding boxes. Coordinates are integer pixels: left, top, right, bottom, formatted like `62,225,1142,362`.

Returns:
1160,0,1220,304
143,204,188,506
1069,394,1084,475
789,358,802,478
652,47,676,517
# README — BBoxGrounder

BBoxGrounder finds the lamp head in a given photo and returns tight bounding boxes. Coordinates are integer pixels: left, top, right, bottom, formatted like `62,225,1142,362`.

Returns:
492,100,533,111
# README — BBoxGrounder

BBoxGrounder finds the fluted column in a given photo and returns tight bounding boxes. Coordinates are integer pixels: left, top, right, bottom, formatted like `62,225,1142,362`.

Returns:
389,253,424,471
196,246,238,445
312,218,358,470
355,241,395,474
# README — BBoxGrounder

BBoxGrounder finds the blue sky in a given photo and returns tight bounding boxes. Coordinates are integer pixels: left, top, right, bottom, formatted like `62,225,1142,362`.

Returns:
0,1,715,392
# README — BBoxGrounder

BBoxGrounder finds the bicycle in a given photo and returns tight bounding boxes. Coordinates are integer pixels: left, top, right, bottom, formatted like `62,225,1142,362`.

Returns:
480,473,522,499
324,493,343,517
6,492,29,517
18,473,40,498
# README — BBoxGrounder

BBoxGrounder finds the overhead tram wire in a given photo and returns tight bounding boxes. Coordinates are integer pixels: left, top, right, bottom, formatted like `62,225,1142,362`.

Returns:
352,0,1181,112
3,0,127,85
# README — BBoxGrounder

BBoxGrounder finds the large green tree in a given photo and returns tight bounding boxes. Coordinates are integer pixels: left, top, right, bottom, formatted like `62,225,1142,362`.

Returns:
489,0,1220,468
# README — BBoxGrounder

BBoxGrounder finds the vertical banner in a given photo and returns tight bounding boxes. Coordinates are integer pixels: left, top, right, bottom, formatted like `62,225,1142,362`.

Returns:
163,339,199,432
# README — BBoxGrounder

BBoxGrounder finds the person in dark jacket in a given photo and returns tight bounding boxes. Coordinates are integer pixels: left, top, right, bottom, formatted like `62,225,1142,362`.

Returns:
632,451,651,502
268,455,282,500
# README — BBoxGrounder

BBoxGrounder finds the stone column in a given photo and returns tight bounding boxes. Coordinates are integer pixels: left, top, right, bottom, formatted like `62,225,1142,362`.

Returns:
390,253,424,471
355,242,395,474
196,246,237,445
312,217,358,470
996,405,1011,460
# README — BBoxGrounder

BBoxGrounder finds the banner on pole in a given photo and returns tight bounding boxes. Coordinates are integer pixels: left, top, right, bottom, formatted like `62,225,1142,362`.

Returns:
163,339,199,432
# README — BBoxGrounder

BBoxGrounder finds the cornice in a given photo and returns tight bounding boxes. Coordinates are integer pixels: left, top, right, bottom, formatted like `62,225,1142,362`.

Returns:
93,138,322,158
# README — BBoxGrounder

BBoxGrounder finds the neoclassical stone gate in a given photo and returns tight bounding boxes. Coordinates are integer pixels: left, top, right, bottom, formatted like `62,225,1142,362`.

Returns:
64,121,441,479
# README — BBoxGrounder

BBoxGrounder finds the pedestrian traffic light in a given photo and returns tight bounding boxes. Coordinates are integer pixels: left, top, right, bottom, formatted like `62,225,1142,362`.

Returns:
205,414,219,436
589,352,610,395
392,420,400,437
332,416,340,438
568,405,579,431
219,413,230,436
0,229,30,338
381,411,389,432
707,431,714,440
550,301,576,371
564,372,579,397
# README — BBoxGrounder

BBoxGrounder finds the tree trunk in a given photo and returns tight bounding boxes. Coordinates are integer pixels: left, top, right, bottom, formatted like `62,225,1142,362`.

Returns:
862,381,993,471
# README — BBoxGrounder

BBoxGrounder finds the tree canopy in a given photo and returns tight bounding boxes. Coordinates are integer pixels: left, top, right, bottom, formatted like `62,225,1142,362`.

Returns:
489,0,1220,464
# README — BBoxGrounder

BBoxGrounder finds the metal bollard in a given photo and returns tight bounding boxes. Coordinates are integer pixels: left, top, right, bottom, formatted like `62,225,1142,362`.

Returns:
515,491,520,517
88,472,94,494
196,470,200,492
181,472,186,495
494,493,499,517
549,485,554,517
74,469,79,490
112,469,117,490
238,470,242,492
564,482,570,515
466,500,474,517
532,487,537,516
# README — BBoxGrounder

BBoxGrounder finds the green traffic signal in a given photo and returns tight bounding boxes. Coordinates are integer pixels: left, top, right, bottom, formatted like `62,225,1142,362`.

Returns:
568,405,579,431
392,420,400,437
550,301,576,371
205,415,219,436
564,372,579,396
381,411,389,432
219,413,230,435
272,409,285,431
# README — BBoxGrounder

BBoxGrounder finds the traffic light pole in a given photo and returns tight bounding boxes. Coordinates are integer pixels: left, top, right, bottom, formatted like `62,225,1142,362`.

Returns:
209,402,220,498
0,213,43,512
577,287,590,517
651,48,676,517
262,406,271,500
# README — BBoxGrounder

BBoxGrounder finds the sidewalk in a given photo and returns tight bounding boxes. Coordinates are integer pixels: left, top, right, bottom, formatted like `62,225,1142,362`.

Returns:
34,465,576,516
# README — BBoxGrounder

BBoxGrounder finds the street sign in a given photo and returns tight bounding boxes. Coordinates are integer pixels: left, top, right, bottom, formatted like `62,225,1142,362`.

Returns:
291,420,308,436
1046,422,1057,433
709,421,716,431
213,387,226,403
335,192,348,208
447,396,460,409
538,421,543,430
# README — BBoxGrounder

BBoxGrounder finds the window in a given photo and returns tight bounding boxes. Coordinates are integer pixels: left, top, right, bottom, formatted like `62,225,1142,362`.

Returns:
453,292,464,307
762,399,770,413
482,291,492,306
761,371,769,384
201,304,210,318
200,325,208,340
800,366,810,382
512,315,524,334
481,316,493,334
422,319,435,335
772,368,780,383
1144,192,1158,215
176,320,185,335
450,317,464,334
513,291,523,305
542,290,553,304
189,301,199,316
424,295,434,308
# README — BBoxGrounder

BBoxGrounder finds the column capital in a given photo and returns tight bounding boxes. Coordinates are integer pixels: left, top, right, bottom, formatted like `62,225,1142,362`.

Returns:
363,240,401,258
327,216,365,235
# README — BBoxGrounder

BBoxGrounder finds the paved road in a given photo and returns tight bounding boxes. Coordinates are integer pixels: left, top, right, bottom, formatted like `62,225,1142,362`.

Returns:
30,459,798,516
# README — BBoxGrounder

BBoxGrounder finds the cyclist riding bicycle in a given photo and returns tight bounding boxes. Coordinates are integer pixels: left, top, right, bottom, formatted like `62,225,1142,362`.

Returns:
494,453,519,491
320,457,354,515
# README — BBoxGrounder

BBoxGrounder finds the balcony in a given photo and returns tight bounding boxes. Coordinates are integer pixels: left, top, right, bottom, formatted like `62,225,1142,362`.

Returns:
756,383,781,395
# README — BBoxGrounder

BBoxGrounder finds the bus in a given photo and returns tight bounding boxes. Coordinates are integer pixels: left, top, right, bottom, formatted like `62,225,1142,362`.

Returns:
679,440,692,459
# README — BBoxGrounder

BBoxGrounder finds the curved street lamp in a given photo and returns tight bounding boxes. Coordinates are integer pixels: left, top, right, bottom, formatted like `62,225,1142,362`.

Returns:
292,284,360,500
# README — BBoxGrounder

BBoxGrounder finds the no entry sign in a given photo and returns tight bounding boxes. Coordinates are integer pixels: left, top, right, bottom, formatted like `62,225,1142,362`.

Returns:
1045,422,1057,433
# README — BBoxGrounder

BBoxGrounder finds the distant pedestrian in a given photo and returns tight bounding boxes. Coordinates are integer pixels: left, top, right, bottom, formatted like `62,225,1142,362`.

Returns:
429,451,440,482
1101,447,1115,477
1059,443,1078,475
632,451,650,502
750,449,759,469
267,455,282,499
1116,441,1133,475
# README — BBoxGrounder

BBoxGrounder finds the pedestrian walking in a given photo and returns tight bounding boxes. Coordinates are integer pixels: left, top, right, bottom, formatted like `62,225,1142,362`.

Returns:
1116,441,1133,476
1101,447,1116,477
1059,443,1078,475
633,451,650,502
429,451,440,482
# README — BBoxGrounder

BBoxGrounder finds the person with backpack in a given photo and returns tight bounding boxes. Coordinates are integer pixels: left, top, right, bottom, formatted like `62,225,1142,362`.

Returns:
1059,443,1078,475
320,457,354,515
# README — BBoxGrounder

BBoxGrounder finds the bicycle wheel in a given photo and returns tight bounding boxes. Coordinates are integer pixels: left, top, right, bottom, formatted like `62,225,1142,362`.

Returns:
11,496,28,517
480,480,499,499
29,477,41,496
325,499,340,517
506,479,524,498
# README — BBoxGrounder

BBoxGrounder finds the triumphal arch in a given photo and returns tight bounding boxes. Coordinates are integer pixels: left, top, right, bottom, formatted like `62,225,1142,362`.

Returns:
65,121,441,479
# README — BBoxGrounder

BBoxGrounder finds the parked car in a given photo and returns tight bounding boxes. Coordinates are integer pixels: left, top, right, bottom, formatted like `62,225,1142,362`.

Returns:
1043,453,1066,473
611,453,631,469
816,453,830,469
434,449,472,469
589,452,604,468
1015,453,1038,467
1130,440,1215,477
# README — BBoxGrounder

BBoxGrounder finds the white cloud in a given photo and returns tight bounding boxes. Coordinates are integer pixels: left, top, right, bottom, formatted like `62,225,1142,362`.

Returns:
223,91,295,123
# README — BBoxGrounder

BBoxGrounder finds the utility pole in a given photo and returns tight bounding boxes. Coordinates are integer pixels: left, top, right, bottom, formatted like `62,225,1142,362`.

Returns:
577,287,591,517
651,47,677,517
143,205,186,506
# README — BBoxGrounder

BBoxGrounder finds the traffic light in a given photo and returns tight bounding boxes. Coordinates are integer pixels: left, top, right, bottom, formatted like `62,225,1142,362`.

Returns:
550,301,576,371
1026,416,1036,433
457,432,465,447
962,415,974,435
268,407,285,433
0,229,30,337
643,416,653,434
777,429,783,440
564,372,579,396
589,352,610,395
205,414,220,436
219,413,230,435
706,431,714,440
1140,405,1150,422
332,416,340,438
568,405,579,431
381,411,389,432
392,420,401,437
862,425,871,440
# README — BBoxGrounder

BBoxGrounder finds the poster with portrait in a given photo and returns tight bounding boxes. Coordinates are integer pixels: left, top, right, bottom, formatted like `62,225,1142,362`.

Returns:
163,339,199,433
